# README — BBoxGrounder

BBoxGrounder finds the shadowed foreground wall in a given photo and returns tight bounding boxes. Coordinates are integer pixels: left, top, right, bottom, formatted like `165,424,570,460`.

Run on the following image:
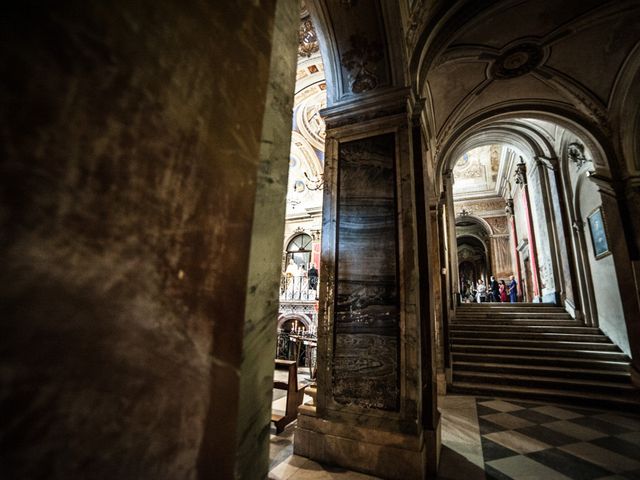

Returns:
0,1,291,478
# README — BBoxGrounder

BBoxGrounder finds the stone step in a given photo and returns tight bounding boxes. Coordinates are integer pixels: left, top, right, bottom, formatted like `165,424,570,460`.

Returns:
454,313,574,320
452,352,630,371
453,361,631,383
450,324,600,334
451,338,618,350
452,318,580,326
453,370,635,395
449,381,640,412
450,330,610,342
455,308,572,314
451,344,629,360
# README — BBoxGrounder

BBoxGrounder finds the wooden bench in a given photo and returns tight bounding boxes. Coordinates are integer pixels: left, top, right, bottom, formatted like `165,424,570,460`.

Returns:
271,359,306,434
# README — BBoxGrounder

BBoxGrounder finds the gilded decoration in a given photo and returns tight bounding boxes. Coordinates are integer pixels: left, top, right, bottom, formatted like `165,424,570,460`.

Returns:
298,17,319,57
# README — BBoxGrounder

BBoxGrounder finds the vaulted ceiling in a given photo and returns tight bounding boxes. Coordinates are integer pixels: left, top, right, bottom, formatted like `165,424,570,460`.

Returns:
410,0,640,163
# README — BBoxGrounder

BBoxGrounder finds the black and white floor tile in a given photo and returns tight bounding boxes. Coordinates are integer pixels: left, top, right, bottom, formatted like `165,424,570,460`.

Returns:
476,398,640,480
268,394,640,479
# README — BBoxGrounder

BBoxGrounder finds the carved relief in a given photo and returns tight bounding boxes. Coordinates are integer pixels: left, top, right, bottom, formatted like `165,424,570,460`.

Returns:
298,17,319,58
514,157,527,185
456,198,506,215
486,216,508,235
567,142,590,170
341,34,383,93
505,197,514,216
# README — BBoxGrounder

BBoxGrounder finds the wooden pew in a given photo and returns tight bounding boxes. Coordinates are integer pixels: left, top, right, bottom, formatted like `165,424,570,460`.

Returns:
272,359,306,434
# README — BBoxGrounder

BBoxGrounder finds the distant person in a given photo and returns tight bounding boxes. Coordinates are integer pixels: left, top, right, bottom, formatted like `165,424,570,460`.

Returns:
499,280,507,302
489,275,500,302
508,275,518,303
308,264,318,290
476,279,487,303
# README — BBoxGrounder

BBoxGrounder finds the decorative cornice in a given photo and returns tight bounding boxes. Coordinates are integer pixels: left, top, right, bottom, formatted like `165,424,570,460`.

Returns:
320,86,411,129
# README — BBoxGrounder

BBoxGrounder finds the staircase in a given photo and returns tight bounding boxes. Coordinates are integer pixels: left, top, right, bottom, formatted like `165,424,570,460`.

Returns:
449,304,640,411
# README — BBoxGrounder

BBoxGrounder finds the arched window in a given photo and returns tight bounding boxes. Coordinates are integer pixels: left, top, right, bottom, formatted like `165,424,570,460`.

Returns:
285,233,312,273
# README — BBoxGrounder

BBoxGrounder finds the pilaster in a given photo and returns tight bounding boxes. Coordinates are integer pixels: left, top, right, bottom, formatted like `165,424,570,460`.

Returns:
294,87,440,479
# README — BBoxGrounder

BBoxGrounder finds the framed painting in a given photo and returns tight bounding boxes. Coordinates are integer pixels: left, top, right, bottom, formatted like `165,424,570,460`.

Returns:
587,207,611,260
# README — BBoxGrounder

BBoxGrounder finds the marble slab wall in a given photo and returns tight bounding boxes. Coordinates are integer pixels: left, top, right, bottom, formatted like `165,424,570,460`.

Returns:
333,133,400,411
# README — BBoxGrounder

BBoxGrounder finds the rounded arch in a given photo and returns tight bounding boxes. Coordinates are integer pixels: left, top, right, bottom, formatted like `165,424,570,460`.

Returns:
609,39,640,176
435,104,617,189
277,314,312,332
455,214,493,238
284,231,313,250
436,109,616,184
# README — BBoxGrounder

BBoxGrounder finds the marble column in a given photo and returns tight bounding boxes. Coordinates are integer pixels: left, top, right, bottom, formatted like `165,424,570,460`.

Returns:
515,159,542,299
0,1,298,479
506,198,523,300
294,89,440,479
531,157,563,304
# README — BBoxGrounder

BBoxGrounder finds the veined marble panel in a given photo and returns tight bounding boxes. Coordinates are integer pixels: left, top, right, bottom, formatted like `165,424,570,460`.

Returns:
334,133,399,411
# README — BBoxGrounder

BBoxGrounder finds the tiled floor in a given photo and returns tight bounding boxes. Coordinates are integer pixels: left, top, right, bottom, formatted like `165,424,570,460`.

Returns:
269,395,640,479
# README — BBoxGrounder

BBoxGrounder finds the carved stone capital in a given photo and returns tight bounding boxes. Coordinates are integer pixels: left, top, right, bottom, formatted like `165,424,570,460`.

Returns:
514,156,527,186
567,142,590,170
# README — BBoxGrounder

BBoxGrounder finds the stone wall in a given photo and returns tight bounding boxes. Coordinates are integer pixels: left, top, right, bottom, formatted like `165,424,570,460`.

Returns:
0,1,290,478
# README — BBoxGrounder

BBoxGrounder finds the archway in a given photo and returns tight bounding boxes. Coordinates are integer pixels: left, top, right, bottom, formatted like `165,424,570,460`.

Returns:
427,113,637,389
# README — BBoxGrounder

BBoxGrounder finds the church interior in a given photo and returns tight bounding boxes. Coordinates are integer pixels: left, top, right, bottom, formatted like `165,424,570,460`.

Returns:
2,1,640,479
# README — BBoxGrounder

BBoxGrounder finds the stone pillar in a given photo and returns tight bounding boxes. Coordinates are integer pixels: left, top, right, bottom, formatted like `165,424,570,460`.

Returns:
532,158,563,304
570,219,599,326
437,196,453,385
515,158,542,299
0,2,297,479
294,89,440,479
506,198,523,300
443,170,460,305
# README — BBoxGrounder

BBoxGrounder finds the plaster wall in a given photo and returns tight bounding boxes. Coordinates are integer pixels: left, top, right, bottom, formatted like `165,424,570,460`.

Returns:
0,2,287,478
578,179,630,356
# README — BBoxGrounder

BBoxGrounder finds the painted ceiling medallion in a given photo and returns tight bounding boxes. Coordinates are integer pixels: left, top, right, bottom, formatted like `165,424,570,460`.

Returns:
491,43,544,80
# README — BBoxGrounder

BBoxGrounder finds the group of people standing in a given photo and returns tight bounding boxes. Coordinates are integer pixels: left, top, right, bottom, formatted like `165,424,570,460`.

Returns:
467,275,518,303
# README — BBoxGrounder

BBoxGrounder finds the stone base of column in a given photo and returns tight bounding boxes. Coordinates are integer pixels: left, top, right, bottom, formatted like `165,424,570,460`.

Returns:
294,406,441,480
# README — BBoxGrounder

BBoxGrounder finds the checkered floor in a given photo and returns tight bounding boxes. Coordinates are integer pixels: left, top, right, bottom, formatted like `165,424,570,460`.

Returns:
477,398,640,480
269,395,640,479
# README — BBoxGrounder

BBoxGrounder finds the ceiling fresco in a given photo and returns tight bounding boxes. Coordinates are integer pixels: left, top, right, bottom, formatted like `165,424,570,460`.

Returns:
452,145,503,197
413,1,640,154
287,13,327,217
